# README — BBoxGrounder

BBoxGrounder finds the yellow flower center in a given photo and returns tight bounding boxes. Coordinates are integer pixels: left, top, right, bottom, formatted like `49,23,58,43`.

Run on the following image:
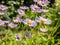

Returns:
0,5,5,9
34,6,38,11
0,21,2,24
41,19,45,23
37,0,41,2
27,22,32,25
10,24,15,26
42,2,45,5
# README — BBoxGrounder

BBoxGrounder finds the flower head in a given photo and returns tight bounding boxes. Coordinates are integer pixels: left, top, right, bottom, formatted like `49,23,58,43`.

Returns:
30,4,41,12
0,20,5,26
17,9,25,16
13,17,22,23
40,28,47,32
15,34,22,41
0,5,8,11
23,18,37,27
35,16,51,24
24,31,32,38
20,6,29,10
43,19,51,24
38,0,50,6
41,9,49,13
8,23,17,28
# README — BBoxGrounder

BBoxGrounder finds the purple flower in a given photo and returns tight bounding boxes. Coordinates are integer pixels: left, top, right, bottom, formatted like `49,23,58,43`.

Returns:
43,19,51,24
38,0,50,6
0,5,8,11
0,20,5,26
13,17,22,23
24,31,32,38
30,4,41,12
8,23,17,28
40,28,47,32
15,34,22,41
20,6,29,10
35,16,46,23
41,9,49,13
35,16,51,24
17,9,25,16
23,18,37,27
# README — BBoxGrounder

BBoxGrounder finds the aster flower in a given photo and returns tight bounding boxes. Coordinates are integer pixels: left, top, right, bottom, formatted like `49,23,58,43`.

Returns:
23,18,37,27
40,28,47,32
24,31,32,38
30,4,41,12
0,12,4,15
15,34,22,41
13,17,22,23
17,9,25,16
8,23,17,28
35,16,51,24
41,9,49,13
38,0,50,6
0,20,5,26
0,5,8,11
20,6,29,10
43,19,51,24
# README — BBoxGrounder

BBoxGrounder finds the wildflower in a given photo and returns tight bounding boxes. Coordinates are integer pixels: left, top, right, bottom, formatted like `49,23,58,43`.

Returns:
13,17,22,23
17,9,25,16
24,31,32,38
0,5,8,11
23,18,37,27
15,34,22,41
41,9,49,13
30,4,41,12
8,23,17,28
35,16,51,24
0,12,4,15
20,6,29,10
40,28,47,32
0,20,5,26
38,0,50,6
44,19,51,24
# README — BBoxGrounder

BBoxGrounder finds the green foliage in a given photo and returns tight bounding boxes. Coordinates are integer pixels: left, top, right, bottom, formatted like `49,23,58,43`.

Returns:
0,0,60,45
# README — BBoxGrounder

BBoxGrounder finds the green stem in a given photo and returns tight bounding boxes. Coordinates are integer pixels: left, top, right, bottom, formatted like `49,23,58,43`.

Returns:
52,20,60,36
